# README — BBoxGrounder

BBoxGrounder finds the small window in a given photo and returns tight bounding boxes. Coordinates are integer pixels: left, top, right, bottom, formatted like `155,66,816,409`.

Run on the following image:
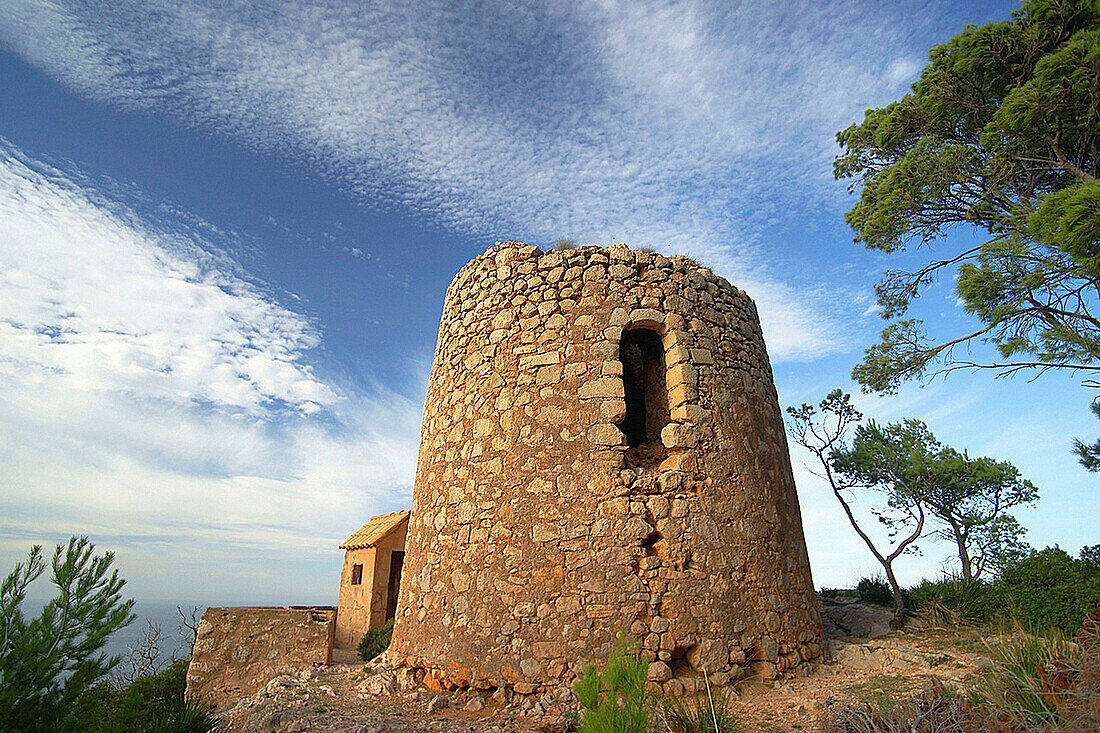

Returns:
350,563,363,585
617,328,669,447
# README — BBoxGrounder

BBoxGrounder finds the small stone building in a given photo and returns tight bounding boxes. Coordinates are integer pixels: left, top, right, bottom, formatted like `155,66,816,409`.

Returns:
335,510,409,649
389,241,824,695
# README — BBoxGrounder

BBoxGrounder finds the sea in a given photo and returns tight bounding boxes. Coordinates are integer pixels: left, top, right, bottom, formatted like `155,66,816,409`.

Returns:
104,600,208,664
22,598,207,670
22,597,329,678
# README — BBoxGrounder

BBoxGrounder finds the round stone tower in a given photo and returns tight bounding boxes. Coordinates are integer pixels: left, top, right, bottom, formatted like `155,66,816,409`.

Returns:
390,242,823,694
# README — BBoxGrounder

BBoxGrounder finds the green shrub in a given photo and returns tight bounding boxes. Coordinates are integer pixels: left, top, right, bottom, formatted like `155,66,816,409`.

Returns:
996,546,1100,634
906,547,1100,633
62,660,216,733
1079,544,1100,570
574,640,650,733
358,618,394,662
907,573,994,624
856,576,894,607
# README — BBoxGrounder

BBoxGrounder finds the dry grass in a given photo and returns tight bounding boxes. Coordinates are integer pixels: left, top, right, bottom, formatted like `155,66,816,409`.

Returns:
659,673,741,733
1033,617,1099,732
822,680,980,732
821,618,1100,732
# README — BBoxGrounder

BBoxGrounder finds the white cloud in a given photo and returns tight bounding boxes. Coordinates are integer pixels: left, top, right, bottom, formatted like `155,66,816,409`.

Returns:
0,144,421,600
0,146,336,414
0,0,947,361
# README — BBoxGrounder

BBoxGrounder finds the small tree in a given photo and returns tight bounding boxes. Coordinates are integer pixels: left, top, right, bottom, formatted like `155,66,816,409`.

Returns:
113,620,165,689
915,450,1037,581
787,391,926,627
0,536,135,730
790,392,1040,619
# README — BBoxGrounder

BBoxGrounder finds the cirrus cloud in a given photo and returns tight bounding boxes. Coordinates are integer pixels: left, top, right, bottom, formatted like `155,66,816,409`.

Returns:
0,0,945,360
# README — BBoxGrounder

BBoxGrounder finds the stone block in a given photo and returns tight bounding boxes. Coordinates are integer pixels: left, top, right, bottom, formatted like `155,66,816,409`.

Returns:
599,398,626,421
661,423,698,449
628,308,665,326
670,404,711,424
535,365,562,384
519,351,560,370
665,345,691,366
609,264,634,280
690,348,714,365
667,381,696,408
666,363,696,388
532,524,558,543
647,661,672,682
588,424,624,446
578,377,623,399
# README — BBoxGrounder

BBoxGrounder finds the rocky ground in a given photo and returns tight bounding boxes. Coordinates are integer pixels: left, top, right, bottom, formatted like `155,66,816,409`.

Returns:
218,594,994,732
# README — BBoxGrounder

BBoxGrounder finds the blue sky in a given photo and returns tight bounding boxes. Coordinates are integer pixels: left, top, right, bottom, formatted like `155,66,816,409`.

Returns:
0,0,1094,604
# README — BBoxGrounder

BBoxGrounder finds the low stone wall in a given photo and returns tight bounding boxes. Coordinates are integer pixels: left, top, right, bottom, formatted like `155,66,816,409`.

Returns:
185,606,335,710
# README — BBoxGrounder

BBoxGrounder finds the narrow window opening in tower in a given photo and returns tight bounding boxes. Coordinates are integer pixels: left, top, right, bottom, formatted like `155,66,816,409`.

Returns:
617,328,670,448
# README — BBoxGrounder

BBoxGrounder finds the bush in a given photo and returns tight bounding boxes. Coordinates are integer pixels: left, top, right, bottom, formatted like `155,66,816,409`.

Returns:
856,576,894,607
969,629,1069,731
358,618,394,662
906,547,1100,633
64,660,217,733
907,573,994,624
1049,616,1100,731
574,640,650,733
996,547,1100,634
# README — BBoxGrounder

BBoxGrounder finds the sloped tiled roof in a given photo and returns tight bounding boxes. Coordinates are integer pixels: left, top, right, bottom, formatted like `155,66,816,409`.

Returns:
340,510,410,550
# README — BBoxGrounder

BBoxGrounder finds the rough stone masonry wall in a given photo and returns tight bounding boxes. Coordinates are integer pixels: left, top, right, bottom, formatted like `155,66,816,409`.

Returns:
390,242,823,695
186,606,335,710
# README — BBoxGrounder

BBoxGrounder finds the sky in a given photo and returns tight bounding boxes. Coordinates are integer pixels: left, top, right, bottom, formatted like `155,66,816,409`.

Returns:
0,0,1095,605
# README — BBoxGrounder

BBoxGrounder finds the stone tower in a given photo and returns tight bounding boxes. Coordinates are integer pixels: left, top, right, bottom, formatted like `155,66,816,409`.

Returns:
390,242,823,694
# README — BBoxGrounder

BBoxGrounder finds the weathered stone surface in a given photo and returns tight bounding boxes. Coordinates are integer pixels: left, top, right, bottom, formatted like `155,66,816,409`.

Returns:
578,377,623,399
686,638,728,673
821,597,893,639
647,661,673,682
186,606,334,710
359,668,397,696
587,423,624,446
660,423,698,449
831,640,934,673
390,241,823,694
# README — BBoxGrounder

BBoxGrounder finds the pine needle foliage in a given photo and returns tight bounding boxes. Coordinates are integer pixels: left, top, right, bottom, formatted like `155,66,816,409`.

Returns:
0,537,135,731
834,0,1100,467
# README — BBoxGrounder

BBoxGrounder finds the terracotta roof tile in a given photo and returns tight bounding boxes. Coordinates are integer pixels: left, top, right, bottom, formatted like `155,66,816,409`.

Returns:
339,510,410,550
